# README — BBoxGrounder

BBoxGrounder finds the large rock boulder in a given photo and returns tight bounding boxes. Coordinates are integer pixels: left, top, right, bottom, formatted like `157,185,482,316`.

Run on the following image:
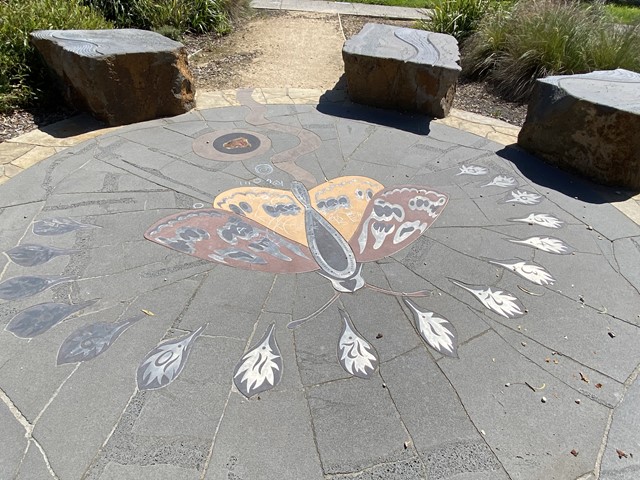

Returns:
518,69,640,190
342,24,461,118
31,29,195,126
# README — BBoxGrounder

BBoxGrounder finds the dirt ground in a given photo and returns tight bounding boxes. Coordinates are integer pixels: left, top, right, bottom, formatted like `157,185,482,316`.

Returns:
186,11,415,91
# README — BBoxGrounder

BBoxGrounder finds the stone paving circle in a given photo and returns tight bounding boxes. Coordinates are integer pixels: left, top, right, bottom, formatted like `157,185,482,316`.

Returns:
0,88,639,480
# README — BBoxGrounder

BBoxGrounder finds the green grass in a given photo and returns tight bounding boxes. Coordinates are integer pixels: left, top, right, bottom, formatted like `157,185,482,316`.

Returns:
606,4,640,24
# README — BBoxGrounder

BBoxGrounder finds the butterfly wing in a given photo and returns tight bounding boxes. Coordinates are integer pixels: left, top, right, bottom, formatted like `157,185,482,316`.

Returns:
349,186,448,262
308,176,384,242
144,209,318,274
213,187,308,246
213,176,384,248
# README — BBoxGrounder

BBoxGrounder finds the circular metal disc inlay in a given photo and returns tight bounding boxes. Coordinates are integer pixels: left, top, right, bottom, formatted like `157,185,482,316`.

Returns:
192,130,271,162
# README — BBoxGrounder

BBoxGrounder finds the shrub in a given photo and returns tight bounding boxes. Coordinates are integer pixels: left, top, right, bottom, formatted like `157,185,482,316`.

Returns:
418,0,493,42
0,0,111,112
464,0,640,101
85,0,250,35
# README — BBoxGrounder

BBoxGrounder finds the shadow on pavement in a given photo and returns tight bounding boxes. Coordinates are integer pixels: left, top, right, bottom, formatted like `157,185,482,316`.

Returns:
317,77,433,136
497,145,639,203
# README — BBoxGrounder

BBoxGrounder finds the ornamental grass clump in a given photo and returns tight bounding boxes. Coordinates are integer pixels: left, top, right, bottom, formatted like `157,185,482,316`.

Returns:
419,0,493,42
463,0,640,101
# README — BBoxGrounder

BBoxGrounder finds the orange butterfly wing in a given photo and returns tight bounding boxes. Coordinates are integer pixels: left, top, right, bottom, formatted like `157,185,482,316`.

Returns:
212,176,384,247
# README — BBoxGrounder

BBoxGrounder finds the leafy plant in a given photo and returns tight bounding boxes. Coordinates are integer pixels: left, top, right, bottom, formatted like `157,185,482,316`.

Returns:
463,0,640,101
85,0,249,35
417,0,493,42
0,0,111,112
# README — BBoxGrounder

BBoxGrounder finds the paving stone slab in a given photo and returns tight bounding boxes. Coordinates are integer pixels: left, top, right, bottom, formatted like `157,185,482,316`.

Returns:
1,92,638,480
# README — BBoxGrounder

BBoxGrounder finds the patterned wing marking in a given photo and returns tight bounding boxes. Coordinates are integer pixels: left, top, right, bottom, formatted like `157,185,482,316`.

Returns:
213,187,307,246
309,176,384,242
350,186,449,262
145,209,318,274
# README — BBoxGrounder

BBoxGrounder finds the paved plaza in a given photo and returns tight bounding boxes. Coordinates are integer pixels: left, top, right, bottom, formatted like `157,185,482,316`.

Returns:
0,85,639,480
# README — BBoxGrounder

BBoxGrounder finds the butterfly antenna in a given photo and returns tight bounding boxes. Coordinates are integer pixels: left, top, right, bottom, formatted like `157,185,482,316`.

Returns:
287,292,341,329
365,284,432,297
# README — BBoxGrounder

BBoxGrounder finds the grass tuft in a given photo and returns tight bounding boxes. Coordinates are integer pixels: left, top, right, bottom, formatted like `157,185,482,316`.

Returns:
463,0,640,101
417,0,493,42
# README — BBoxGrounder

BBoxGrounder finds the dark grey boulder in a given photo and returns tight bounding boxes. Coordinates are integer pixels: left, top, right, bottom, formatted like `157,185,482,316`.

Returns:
518,69,640,190
30,29,195,126
342,24,461,118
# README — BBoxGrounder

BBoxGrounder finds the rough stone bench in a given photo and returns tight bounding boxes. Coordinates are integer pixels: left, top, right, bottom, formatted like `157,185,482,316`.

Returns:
342,24,461,118
518,69,640,190
31,29,195,126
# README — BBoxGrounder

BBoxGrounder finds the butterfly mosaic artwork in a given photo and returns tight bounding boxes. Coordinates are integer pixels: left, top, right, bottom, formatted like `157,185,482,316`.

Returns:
1,161,573,401
144,175,453,397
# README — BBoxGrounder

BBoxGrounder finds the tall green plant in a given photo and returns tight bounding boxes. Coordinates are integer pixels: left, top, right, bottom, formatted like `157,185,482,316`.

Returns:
464,0,640,101
0,0,111,112
418,0,492,42
86,0,247,35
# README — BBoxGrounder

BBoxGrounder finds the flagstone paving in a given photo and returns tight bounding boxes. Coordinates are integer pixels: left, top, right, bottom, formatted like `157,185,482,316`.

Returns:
0,88,639,480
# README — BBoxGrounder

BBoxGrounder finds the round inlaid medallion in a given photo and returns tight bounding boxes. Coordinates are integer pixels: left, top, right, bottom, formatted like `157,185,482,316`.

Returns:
192,130,271,161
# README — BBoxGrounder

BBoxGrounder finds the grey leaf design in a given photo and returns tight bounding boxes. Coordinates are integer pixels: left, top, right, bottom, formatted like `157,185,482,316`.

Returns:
137,325,206,391
403,298,458,357
234,323,283,398
509,213,563,229
33,217,99,236
457,165,488,176
500,190,542,205
509,236,574,255
488,259,556,286
337,309,378,378
57,314,144,365
450,279,525,318
6,300,97,339
482,175,517,188
6,244,78,267
0,275,76,301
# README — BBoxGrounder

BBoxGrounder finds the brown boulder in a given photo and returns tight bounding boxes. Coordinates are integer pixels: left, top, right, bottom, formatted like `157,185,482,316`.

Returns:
518,69,640,190
31,29,195,126
342,24,461,118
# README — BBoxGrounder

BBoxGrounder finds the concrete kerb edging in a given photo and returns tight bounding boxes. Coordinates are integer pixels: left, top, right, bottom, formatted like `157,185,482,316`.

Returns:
250,0,431,20
1,87,639,224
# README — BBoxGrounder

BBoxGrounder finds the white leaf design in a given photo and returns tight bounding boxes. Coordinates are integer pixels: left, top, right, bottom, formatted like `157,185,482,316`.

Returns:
457,165,488,176
501,190,542,205
509,213,563,229
137,324,206,390
488,259,556,286
509,236,574,255
450,279,525,318
337,309,378,379
403,298,458,357
234,323,282,398
482,175,517,187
